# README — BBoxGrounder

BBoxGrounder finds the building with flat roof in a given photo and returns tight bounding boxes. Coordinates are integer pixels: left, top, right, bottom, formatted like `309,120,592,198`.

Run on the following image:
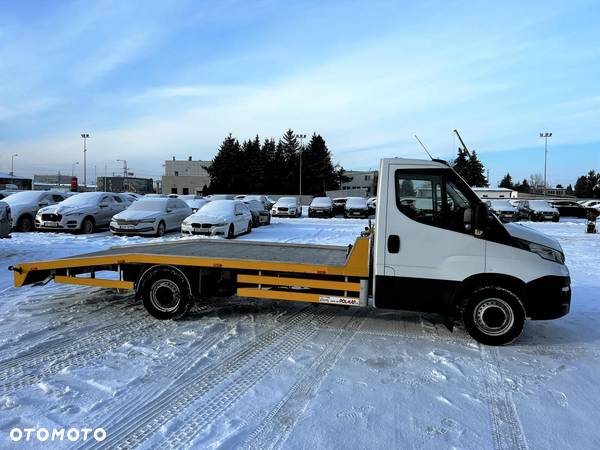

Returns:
0,172,32,190
97,176,154,193
161,157,211,195
340,170,378,196
472,187,517,199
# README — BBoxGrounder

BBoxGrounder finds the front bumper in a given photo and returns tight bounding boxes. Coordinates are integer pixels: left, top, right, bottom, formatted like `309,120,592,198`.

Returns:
272,209,298,217
525,275,571,320
308,208,332,217
181,224,227,236
35,216,83,231
110,223,157,235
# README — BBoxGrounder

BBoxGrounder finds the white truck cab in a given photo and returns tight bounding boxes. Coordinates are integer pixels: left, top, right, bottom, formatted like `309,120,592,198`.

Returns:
374,158,570,344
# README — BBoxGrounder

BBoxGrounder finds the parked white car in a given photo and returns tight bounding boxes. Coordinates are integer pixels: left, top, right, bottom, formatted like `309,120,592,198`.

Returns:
5,190,69,232
272,197,301,217
36,192,130,234
344,197,370,218
182,200,252,238
0,201,11,238
179,195,210,213
111,197,192,236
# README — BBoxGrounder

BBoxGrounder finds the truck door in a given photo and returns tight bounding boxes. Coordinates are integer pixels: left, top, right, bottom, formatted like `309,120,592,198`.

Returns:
375,165,485,313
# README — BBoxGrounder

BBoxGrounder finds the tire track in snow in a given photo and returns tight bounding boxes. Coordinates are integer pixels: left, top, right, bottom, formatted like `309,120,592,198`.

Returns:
240,309,367,450
0,317,160,394
82,304,300,427
162,308,340,450
479,345,528,450
86,307,331,450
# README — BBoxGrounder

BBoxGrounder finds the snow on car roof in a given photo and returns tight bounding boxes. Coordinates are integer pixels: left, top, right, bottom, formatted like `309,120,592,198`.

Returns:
311,197,332,205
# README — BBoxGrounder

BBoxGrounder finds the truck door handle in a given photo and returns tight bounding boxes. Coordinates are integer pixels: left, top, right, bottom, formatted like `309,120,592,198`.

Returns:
387,235,400,253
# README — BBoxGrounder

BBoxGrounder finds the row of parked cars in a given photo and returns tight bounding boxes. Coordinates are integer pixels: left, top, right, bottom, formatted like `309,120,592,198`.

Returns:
487,198,599,223
0,190,275,239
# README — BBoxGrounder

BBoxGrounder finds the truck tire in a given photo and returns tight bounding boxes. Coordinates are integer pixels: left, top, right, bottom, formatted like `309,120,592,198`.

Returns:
463,286,525,346
139,267,192,320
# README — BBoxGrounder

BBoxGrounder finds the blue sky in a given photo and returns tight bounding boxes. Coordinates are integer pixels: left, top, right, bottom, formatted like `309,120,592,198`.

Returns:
0,0,599,187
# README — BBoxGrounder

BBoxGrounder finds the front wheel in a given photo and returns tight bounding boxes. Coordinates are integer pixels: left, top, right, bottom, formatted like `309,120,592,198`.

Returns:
226,224,234,239
17,215,33,232
80,218,95,234
156,221,166,237
462,286,525,346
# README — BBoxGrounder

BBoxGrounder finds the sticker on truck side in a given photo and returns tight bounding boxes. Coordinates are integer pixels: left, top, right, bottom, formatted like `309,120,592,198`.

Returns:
319,295,359,306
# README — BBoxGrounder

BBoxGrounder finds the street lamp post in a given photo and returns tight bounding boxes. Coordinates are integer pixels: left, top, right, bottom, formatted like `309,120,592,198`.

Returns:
72,161,79,177
10,154,18,178
81,133,90,189
539,132,552,199
117,159,128,192
296,134,306,201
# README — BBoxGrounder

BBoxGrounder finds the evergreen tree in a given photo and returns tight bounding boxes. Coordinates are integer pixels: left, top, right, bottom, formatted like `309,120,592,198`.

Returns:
451,148,469,182
206,134,242,193
520,179,530,193
566,184,573,196
499,173,514,189
574,175,590,198
467,151,488,187
277,129,301,194
301,134,337,195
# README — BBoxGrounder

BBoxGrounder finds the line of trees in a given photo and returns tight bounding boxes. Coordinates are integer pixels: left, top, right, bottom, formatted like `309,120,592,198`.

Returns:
498,170,599,198
206,129,348,196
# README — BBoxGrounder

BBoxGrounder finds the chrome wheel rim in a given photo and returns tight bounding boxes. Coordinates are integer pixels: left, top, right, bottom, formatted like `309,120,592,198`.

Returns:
473,298,514,336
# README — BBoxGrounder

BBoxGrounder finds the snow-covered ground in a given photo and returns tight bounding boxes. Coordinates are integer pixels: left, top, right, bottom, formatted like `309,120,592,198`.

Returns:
0,216,598,449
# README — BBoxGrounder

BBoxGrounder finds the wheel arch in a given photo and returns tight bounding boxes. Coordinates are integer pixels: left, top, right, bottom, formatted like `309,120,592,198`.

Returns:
453,273,527,309
135,264,194,299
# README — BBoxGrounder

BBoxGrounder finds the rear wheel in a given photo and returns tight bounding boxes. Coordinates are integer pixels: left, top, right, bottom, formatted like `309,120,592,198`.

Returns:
17,215,33,232
80,217,95,234
463,286,525,346
139,267,192,320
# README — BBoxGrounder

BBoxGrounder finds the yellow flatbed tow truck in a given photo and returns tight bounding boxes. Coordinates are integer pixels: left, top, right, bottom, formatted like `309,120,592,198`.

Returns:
9,158,571,345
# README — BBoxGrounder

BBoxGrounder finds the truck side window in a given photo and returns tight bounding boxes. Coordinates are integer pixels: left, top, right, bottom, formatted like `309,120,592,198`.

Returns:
396,172,475,234
395,175,441,225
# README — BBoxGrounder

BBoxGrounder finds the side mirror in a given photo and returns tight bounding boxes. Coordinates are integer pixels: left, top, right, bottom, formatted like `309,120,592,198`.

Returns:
99,202,108,208
474,203,490,235
38,201,48,207
166,208,173,213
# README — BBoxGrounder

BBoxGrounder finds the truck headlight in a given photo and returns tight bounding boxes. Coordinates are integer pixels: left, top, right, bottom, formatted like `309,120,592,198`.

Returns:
527,242,565,264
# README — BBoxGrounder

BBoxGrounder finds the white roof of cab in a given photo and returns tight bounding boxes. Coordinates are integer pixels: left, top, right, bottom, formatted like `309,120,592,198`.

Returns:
380,158,449,169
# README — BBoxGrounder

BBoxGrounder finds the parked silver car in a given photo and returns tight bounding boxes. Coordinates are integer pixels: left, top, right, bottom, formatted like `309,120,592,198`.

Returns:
0,201,11,238
272,197,301,217
5,190,69,232
111,197,192,236
36,192,130,233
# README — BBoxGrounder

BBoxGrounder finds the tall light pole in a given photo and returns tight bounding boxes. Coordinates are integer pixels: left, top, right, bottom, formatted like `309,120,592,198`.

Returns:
10,154,18,178
72,161,79,177
296,134,306,200
539,132,552,198
117,159,128,192
81,133,90,189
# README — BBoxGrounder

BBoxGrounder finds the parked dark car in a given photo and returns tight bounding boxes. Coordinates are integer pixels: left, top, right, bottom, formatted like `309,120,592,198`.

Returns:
487,200,520,222
332,197,348,215
549,200,588,218
510,200,560,222
243,199,271,226
344,197,370,218
308,197,334,218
